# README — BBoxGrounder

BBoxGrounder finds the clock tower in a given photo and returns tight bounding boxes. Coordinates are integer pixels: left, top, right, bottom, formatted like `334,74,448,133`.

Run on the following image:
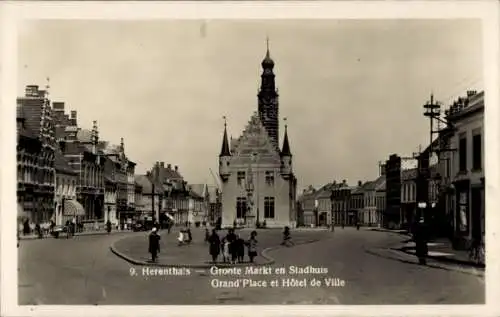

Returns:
257,37,279,149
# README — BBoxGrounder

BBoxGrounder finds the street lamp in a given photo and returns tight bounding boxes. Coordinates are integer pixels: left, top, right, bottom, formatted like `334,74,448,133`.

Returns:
314,199,319,227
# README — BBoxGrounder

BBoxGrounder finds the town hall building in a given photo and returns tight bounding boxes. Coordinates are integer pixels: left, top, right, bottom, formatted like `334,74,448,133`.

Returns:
218,42,297,228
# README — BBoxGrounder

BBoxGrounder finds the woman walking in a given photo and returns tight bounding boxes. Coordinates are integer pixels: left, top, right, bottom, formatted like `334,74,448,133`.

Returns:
208,229,221,263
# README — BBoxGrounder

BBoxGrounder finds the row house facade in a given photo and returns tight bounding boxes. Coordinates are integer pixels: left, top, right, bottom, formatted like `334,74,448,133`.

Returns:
103,156,118,226
135,182,144,217
135,174,162,220
296,185,317,226
101,139,130,226
54,150,81,225
147,162,191,226
445,90,484,248
17,85,56,224
188,184,210,224
53,101,105,223
361,175,386,226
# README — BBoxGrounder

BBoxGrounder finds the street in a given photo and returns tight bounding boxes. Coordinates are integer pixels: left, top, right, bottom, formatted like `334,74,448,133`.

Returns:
18,228,484,305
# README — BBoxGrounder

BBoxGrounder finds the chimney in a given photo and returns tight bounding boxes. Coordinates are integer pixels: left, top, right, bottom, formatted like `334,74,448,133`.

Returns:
70,110,77,126
358,180,362,187
91,120,98,154
175,165,178,172
167,164,172,170
467,90,477,97
25,85,39,97
342,179,347,186
380,164,386,176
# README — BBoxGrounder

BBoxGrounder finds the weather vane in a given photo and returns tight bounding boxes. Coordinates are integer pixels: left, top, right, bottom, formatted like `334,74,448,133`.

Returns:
223,116,227,127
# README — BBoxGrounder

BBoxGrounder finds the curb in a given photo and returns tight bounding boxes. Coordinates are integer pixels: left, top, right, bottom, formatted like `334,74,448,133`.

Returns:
110,238,321,268
368,228,411,236
394,246,485,268
19,231,136,240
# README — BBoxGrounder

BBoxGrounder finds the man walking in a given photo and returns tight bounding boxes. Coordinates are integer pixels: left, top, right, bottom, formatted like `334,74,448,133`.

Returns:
148,227,161,263
413,217,429,265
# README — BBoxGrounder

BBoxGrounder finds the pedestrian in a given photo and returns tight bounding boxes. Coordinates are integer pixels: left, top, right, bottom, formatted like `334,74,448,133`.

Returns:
148,227,161,262
106,220,112,234
247,230,258,263
208,229,220,263
235,234,245,263
413,217,429,265
280,226,294,246
225,228,237,264
221,238,230,263
35,222,42,239
23,219,30,236
177,229,185,246
186,228,192,244
204,228,210,244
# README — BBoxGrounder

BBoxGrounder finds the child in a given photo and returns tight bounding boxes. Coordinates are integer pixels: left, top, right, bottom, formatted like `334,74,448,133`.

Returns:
221,238,230,263
247,231,258,263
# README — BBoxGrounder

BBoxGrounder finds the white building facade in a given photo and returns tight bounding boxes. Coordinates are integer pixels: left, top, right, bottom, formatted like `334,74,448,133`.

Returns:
447,90,484,246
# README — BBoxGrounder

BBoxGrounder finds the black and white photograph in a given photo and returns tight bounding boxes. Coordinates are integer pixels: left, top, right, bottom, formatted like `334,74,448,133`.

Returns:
1,1,499,316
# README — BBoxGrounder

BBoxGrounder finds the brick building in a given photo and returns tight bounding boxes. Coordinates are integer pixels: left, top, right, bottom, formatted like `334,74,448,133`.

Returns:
16,85,56,223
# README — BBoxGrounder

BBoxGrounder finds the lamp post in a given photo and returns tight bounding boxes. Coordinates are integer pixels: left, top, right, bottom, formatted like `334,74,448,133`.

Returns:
329,190,335,232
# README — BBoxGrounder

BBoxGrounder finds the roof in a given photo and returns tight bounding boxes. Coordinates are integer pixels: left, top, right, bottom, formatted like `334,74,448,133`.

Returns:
54,150,76,175
281,125,291,156
17,105,36,139
76,129,92,143
220,123,231,156
135,175,161,194
17,97,44,140
230,111,281,159
189,184,206,198
188,187,204,199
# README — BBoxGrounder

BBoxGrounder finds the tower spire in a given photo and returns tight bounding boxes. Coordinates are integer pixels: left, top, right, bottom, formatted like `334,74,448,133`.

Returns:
281,117,291,156
220,116,231,157
266,35,270,58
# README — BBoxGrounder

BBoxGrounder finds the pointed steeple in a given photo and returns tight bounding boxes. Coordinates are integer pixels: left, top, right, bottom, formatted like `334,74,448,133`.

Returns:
281,118,291,156
261,35,274,69
220,116,231,157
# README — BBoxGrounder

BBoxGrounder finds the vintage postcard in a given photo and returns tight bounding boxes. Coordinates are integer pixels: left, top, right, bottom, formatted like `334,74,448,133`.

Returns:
1,1,499,317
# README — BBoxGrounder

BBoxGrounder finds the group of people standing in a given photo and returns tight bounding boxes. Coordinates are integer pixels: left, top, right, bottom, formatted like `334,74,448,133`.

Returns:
206,228,258,264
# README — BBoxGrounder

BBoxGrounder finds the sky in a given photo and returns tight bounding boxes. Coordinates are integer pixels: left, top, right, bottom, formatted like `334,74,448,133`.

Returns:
17,19,483,191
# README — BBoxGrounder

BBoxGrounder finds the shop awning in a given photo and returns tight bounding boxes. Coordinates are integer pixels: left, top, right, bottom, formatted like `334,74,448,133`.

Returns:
63,199,86,216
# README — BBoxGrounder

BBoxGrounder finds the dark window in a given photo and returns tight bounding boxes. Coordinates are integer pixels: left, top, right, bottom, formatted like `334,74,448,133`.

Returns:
459,136,467,172
265,171,274,186
236,197,247,219
264,197,275,219
237,171,245,186
472,134,482,170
